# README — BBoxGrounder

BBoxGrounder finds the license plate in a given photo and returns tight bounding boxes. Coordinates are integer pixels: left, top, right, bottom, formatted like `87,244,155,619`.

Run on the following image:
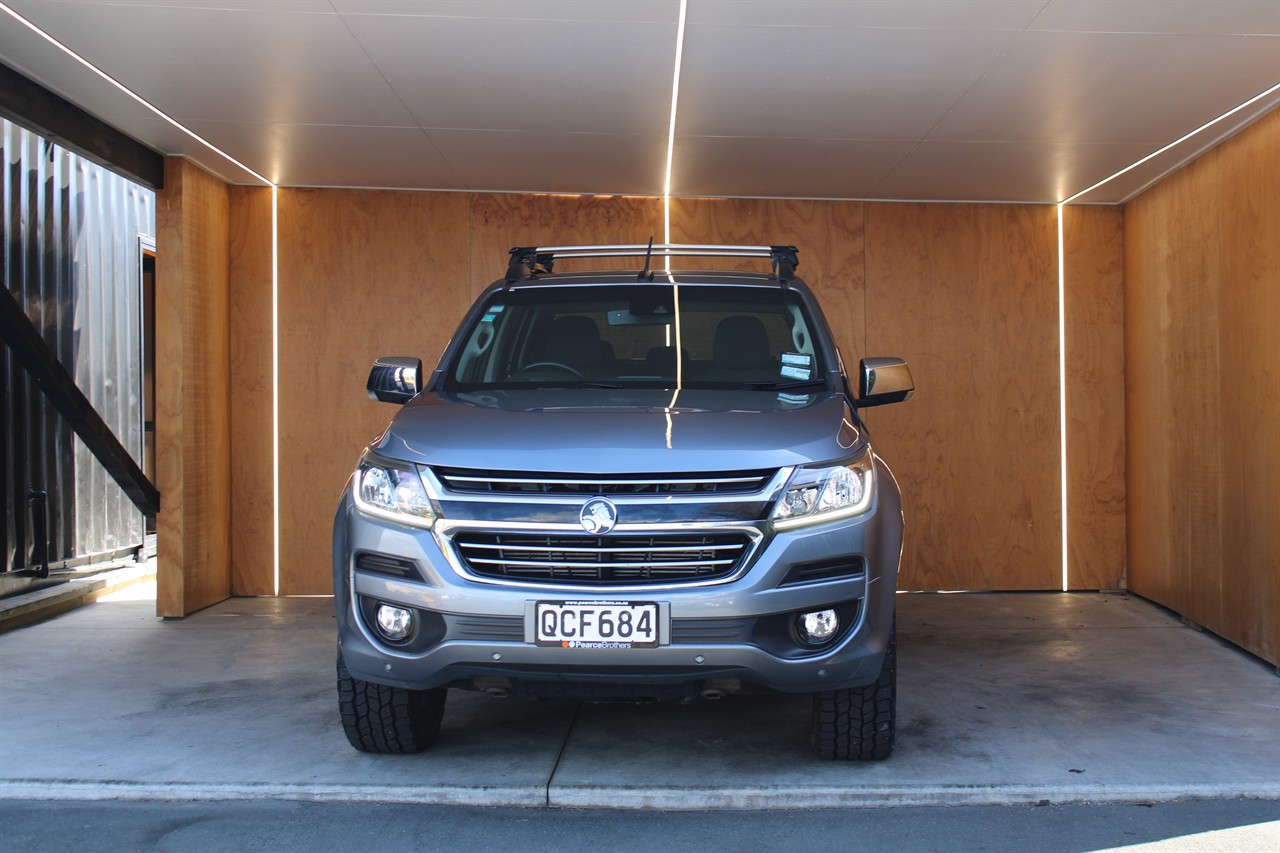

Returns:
532,600,662,649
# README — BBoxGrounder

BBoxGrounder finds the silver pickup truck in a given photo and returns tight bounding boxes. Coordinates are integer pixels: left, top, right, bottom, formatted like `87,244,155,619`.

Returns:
333,244,914,760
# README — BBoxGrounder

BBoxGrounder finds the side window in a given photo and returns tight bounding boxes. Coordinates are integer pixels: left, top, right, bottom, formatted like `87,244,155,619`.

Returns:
787,304,814,356
454,305,505,382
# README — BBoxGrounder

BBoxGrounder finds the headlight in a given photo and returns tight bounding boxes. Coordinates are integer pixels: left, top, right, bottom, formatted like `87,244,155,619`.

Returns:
352,458,436,528
771,451,874,529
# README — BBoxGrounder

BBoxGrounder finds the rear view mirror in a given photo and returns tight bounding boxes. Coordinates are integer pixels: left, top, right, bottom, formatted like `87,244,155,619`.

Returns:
604,295,677,327
367,356,423,404
858,357,914,407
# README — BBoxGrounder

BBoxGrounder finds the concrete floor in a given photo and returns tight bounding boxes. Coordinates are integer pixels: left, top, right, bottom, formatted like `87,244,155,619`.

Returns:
0,588,1276,810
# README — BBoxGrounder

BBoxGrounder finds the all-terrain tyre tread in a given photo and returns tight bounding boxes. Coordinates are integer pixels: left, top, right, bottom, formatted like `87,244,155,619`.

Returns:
337,651,446,754
810,622,896,760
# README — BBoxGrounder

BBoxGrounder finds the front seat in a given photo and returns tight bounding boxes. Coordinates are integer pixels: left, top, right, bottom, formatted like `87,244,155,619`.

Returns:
708,315,774,379
542,315,608,371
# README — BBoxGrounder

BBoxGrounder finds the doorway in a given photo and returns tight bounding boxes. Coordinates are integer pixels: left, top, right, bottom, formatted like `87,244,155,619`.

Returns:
140,241,156,535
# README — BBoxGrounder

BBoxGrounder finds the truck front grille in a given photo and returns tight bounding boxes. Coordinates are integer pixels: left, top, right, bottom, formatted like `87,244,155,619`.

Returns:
453,531,750,585
433,467,774,496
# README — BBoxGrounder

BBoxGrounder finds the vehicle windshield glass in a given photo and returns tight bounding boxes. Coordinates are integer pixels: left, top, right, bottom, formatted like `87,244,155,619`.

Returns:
443,283,827,391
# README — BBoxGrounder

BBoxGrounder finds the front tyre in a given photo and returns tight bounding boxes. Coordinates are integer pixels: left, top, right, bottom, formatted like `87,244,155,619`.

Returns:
337,650,446,753
810,620,896,760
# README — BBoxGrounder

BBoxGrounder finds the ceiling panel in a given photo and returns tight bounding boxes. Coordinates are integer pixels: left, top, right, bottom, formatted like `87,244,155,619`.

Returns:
331,0,680,24
929,28,1280,146
5,1,415,126
1,0,1277,203
0,17,166,128
688,0,1047,30
425,129,667,196
678,21,1018,140
1069,98,1280,203
872,139,1157,203
341,12,676,134
1028,0,1280,35
671,136,912,199
0,17,266,184
179,121,463,189
68,1,335,11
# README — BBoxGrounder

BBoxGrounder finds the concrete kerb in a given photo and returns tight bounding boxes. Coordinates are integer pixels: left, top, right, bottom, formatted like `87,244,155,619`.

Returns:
0,780,546,808
545,783,1280,811
2,780,1278,811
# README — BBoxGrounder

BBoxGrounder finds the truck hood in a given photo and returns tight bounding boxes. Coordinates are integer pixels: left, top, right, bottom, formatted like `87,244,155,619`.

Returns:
372,389,862,473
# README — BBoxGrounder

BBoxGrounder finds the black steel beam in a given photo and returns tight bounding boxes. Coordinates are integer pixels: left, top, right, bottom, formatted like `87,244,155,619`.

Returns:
0,62,164,189
0,286,160,517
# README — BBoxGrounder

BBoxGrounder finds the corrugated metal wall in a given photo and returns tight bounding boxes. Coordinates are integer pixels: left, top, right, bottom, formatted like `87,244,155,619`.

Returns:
2,117,155,574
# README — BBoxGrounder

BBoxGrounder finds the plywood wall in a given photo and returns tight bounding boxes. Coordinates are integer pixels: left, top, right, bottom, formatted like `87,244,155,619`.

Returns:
1125,108,1279,665
224,190,1129,599
275,189,471,595
155,158,232,616
1063,206,1127,590
864,203,1062,590
227,186,274,596
469,193,663,291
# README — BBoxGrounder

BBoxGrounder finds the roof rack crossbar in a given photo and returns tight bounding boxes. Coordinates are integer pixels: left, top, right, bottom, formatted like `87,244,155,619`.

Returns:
504,244,800,282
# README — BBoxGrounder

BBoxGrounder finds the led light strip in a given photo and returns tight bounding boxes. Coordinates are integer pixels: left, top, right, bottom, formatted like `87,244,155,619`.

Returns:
1,2,283,596
663,0,689,406
1054,81,1280,592
271,187,280,596
1057,203,1068,592
663,0,689,258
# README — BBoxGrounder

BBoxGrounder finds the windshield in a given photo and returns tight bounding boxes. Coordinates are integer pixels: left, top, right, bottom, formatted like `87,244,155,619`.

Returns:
443,283,827,392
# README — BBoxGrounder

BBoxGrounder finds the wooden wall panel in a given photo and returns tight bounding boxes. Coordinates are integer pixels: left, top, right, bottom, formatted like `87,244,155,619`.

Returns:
227,186,274,596
865,203,1061,590
1126,154,1224,623
669,197,866,369
468,193,663,292
1217,109,1280,665
1124,194,1178,612
155,158,232,616
235,190,1110,598
1126,108,1279,664
1063,205,1126,590
276,189,473,595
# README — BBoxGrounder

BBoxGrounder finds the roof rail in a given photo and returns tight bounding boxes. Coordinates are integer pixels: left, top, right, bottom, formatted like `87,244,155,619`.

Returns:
505,243,799,283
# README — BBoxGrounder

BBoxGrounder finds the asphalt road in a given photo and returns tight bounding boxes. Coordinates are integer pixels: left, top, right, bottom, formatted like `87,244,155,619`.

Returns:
4,798,1278,852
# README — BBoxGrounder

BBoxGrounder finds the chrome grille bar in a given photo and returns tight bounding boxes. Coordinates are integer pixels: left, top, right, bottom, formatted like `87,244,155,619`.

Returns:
466,557,737,569
462,542,742,554
432,467,775,496
452,531,751,586
442,475,763,487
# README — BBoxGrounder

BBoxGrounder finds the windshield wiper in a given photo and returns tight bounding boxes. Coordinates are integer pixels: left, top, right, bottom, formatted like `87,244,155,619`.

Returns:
733,379,828,391
533,381,625,390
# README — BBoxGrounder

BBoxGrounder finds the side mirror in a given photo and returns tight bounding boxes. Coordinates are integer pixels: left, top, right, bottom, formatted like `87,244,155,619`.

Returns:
858,357,914,407
367,356,423,404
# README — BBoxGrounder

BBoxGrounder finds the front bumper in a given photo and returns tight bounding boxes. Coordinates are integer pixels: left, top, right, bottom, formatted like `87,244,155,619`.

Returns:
332,463,902,697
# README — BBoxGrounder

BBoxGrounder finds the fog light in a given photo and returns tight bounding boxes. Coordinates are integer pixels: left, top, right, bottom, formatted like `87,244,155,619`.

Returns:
799,609,839,644
375,603,414,641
